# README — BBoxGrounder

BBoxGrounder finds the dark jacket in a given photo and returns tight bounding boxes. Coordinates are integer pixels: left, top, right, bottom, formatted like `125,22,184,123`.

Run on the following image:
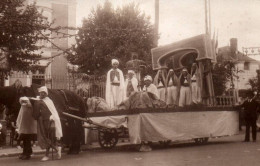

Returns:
241,99,259,120
32,100,52,121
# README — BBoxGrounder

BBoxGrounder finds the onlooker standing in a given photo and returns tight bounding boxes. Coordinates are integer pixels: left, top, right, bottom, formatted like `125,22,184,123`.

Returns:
16,97,37,160
0,122,6,148
9,114,21,149
240,91,259,142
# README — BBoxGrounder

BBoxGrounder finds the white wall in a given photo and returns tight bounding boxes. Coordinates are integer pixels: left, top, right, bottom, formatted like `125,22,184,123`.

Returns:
234,62,259,89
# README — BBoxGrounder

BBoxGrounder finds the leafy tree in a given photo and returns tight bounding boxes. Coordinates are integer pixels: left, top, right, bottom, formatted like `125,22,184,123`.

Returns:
0,0,71,72
212,63,228,95
212,61,240,95
247,77,258,92
69,1,157,75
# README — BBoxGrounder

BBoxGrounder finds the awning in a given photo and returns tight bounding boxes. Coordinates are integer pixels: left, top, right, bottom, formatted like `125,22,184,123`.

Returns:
151,34,216,70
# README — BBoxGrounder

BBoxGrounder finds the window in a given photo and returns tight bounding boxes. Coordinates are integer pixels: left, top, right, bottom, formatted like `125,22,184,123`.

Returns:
244,62,250,70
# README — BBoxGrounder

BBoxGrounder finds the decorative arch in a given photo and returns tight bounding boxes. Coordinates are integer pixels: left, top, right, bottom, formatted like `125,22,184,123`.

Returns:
157,48,199,71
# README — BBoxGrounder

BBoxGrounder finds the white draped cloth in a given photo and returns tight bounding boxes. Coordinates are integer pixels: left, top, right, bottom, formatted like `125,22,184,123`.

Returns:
191,74,201,104
16,97,37,134
154,70,167,102
41,97,63,139
166,71,179,105
143,84,159,98
106,68,125,109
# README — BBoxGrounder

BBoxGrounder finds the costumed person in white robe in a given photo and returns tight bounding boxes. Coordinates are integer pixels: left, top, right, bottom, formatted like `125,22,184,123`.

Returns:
16,97,37,160
32,86,63,161
178,68,192,107
191,63,202,104
125,70,138,99
154,69,167,102
140,76,156,152
106,59,125,109
143,75,159,98
166,69,179,106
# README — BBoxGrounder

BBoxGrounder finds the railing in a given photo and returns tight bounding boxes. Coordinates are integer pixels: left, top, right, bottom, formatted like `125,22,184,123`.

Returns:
214,96,235,107
8,72,107,99
76,82,106,99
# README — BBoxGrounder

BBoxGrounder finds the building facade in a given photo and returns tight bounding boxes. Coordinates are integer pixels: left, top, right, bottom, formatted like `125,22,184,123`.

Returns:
217,38,260,91
5,0,77,89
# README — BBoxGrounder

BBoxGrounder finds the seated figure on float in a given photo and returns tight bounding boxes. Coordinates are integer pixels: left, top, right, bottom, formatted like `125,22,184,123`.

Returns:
125,70,139,99
143,75,159,98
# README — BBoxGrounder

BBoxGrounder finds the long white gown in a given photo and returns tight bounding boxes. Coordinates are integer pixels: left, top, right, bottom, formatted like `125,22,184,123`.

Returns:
105,68,125,109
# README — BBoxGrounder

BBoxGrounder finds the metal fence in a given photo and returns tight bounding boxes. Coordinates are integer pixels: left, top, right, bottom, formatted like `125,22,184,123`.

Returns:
8,72,106,99
72,74,106,99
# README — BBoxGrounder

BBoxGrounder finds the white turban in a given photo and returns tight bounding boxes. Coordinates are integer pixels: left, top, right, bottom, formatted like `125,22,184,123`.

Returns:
111,59,119,65
144,75,153,81
38,86,48,95
182,68,188,72
19,96,30,105
128,70,135,74
169,69,174,72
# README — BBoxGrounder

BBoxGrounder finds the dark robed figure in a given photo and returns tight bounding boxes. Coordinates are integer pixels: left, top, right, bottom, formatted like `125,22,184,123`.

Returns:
239,91,259,142
32,86,62,161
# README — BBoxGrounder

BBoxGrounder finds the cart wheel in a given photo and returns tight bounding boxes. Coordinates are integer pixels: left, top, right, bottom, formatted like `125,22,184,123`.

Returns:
194,137,209,144
98,129,118,149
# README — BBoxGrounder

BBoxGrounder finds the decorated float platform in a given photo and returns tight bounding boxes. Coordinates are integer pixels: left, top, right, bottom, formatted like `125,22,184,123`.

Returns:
83,106,239,147
80,33,238,149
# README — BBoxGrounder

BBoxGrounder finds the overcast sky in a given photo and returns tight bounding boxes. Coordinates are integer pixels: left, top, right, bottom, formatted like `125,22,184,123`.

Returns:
76,0,260,59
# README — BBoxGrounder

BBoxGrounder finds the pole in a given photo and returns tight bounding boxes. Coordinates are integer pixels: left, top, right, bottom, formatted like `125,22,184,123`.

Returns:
62,112,112,129
257,69,260,94
208,0,212,37
205,0,209,35
154,0,159,46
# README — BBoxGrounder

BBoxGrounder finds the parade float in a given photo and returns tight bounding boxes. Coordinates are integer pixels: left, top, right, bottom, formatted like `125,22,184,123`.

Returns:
64,34,239,150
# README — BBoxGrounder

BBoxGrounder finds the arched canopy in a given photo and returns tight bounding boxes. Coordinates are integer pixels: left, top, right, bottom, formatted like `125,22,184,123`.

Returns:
151,34,215,70
157,48,198,71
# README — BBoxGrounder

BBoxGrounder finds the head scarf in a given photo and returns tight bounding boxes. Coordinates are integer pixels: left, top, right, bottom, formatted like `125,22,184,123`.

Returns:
38,86,48,95
19,96,31,106
144,75,153,81
128,70,135,74
182,68,188,72
111,59,119,65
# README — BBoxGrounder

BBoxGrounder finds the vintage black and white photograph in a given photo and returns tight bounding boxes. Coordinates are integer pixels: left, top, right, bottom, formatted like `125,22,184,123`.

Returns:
0,0,260,165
